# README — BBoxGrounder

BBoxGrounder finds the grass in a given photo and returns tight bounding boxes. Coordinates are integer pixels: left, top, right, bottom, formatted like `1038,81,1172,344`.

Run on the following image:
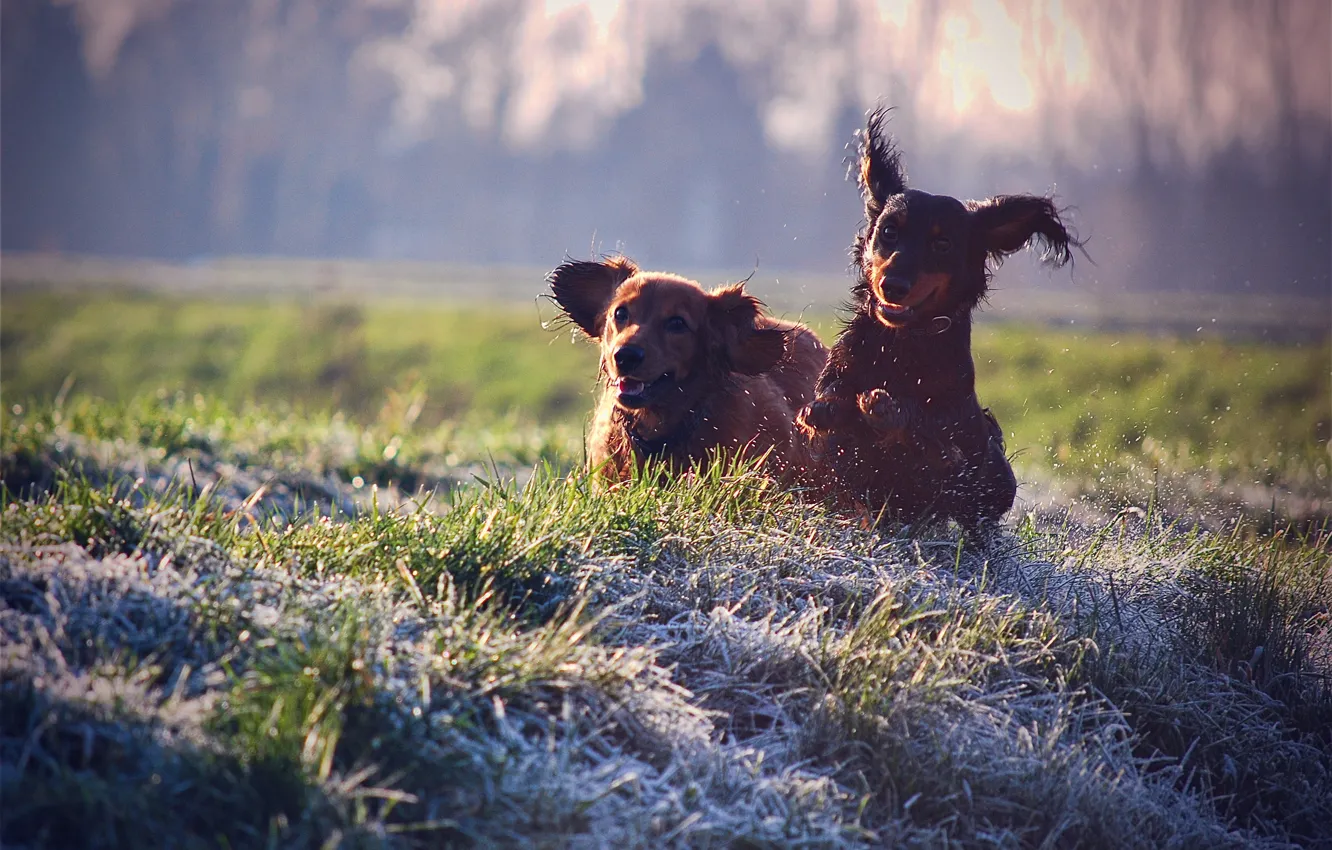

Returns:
4,287,1328,526
3,392,1331,848
2,279,1330,846
975,330,1331,528
1,288,593,423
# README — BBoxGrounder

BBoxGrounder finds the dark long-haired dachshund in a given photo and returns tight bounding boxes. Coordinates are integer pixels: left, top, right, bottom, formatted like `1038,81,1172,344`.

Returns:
797,108,1080,528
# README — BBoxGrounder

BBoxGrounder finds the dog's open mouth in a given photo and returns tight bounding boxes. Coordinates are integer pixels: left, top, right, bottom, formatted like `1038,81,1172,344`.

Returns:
875,301,915,326
616,373,673,408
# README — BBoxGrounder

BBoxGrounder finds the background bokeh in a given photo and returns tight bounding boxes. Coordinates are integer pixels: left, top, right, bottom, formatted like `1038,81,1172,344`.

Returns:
3,0,1330,298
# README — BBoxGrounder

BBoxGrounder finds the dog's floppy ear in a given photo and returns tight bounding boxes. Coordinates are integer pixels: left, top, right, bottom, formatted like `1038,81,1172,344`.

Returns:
858,107,908,224
969,195,1078,268
709,283,786,376
546,256,639,338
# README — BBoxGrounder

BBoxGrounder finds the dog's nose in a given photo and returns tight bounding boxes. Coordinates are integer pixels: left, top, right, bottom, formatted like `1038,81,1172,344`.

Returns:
879,277,912,303
614,345,645,372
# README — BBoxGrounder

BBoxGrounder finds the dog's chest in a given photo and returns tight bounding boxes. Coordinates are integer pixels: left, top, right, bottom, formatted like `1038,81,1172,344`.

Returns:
855,334,973,402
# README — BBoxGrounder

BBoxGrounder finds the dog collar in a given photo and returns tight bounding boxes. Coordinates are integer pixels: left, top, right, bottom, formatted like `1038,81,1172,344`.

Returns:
887,314,959,337
627,428,672,459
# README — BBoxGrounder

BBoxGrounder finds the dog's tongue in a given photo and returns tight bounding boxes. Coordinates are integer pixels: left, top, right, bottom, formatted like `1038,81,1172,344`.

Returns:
617,377,646,396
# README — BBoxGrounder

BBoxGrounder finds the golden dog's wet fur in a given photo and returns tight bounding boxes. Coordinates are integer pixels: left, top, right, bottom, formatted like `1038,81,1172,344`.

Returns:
548,256,827,483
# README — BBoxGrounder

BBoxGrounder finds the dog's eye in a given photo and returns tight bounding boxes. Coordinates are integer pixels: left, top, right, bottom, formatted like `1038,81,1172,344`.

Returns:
878,224,898,245
664,316,689,333
932,237,952,254
612,305,629,324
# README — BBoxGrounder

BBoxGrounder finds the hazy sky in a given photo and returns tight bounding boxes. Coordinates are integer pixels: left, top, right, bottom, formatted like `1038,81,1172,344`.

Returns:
59,0,1329,165
5,0,1330,295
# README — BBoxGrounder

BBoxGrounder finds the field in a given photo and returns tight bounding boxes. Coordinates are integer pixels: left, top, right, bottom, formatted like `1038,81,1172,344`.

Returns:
2,266,1331,848
5,279,1328,529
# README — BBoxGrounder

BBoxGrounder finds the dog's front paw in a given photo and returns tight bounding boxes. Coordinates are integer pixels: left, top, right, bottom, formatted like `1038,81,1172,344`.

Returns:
858,389,908,433
797,397,853,433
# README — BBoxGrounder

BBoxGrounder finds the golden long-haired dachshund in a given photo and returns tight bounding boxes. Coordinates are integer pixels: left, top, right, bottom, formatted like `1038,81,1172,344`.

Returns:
548,255,827,484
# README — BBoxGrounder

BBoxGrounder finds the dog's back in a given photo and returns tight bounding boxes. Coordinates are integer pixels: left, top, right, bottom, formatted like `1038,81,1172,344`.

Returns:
763,318,826,414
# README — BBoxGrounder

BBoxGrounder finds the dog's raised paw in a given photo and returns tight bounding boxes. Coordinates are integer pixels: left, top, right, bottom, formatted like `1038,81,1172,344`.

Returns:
858,388,908,433
797,398,851,433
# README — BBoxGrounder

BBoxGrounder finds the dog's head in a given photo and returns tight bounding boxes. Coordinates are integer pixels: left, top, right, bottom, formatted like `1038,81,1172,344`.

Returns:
547,256,786,411
854,108,1079,329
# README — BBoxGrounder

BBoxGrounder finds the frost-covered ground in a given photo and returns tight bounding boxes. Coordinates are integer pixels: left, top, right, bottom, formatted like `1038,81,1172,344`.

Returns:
3,400,1330,848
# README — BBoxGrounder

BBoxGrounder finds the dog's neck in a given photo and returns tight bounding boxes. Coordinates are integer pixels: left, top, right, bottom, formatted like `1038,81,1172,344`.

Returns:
613,402,708,459
884,311,973,343
851,311,977,397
